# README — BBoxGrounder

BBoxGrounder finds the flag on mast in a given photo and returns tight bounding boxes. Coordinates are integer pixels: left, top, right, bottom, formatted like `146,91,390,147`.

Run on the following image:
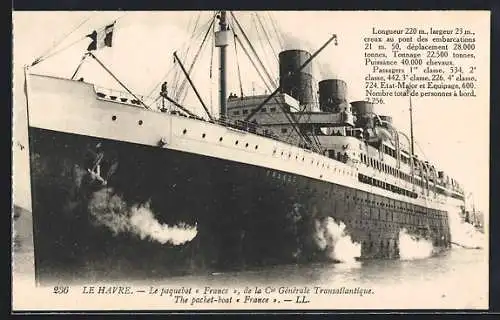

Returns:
87,22,115,51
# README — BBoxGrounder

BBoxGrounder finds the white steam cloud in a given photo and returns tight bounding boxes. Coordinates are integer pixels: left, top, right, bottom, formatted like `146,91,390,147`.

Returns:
314,217,361,263
318,62,338,80
398,228,434,260
282,33,312,52
88,188,197,246
129,207,197,245
448,209,485,250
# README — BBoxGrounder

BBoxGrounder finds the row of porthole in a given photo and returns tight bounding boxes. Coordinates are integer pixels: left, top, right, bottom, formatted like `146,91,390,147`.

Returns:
362,240,397,251
352,220,397,229
353,217,437,226
352,206,443,225
355,220,409,231
346,196,412,209
330,189,441,215
272,149,356,177
351,198,434,213
343,190,438,211
182,129,259,150
180,127,351,178
354,218,439,228
111,115,143,125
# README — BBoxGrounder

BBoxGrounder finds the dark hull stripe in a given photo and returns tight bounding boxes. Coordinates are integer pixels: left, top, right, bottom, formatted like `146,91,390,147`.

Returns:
28,127,452,283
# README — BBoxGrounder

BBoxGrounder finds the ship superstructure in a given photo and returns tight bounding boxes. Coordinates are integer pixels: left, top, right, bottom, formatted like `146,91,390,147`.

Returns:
227,49,465,206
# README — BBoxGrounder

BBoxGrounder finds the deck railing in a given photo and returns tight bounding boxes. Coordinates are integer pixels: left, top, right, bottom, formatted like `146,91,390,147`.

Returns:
93,85,162,109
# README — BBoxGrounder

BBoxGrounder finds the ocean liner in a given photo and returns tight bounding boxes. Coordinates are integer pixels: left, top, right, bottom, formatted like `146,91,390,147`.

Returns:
22,11,466,283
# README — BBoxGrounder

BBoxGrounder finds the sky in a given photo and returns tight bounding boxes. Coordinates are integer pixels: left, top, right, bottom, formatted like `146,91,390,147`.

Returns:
12,11,490,213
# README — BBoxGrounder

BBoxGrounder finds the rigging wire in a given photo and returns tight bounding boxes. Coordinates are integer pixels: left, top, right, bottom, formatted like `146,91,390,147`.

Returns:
251,13,276,83
232,32,290,134
242,33,340,152
172,12,202,98
145,15,194,97
234,36,316,150
233,32,273,91
175,13,216,101
230,12,276,88
414,140,429,161
173,51,212,120
178,13,217,104
36,12,318,151
229,17,317,151
88,52,150,110
209,13,215,80
267,12,284,50
282,78,321,144
233,34,244,97
255,12,279,63
146,95,162,109
282,103,320,151
31,14,93,66
209,17,215,114
70,52,89,80
145,64,176,98
146,12,207,99
31,13,129,67
31,35,88,67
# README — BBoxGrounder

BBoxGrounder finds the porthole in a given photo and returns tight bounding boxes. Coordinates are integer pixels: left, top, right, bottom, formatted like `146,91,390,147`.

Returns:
202,133,206,138
183,129,187,134
112,115,117,121
138,120,143,125
219,137,223,142
255,145,258,150
235,140,239,145
245,143,249,147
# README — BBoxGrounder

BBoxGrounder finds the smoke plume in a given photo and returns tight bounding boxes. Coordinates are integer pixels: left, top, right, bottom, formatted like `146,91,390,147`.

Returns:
314,217,361,263
88,188,197,246
398,228,433,260
318,62,337,80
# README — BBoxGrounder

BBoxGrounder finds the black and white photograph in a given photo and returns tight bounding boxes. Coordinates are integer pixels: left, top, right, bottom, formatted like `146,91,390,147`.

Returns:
12,10,489,310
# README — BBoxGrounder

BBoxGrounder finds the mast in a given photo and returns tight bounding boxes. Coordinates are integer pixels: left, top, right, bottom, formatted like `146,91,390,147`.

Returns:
216,11,229,121
409,93,415,157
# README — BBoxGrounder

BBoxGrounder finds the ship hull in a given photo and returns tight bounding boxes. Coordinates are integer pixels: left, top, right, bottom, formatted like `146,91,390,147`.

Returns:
29,126,451,284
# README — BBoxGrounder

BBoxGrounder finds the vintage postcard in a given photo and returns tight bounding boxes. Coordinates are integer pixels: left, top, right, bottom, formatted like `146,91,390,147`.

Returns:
12,10,489,311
